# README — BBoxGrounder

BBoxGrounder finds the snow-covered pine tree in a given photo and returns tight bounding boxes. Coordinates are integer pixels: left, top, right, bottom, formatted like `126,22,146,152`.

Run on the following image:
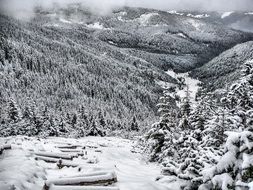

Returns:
144,122,170,162
87,115,106,137
199,60,253,190
179,85,192,129
8,98,21,123
157,89,178,125
97,110,107,131
130,116,139,131
145,87,178,161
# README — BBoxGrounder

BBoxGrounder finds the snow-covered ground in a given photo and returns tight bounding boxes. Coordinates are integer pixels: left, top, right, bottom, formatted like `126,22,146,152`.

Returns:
166,70,200,103
157,70,201,106
0,136,174,190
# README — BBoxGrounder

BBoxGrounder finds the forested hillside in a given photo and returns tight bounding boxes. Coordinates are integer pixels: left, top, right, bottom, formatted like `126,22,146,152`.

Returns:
192,41,253,91
0,5,252,137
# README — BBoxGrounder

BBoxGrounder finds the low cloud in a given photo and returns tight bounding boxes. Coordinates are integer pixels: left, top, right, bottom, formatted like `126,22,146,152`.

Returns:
0,0,253,20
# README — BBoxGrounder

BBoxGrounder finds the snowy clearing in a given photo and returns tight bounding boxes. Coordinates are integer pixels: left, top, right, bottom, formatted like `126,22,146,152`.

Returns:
166,70,200,104
0,136,174,190
157,70,201,107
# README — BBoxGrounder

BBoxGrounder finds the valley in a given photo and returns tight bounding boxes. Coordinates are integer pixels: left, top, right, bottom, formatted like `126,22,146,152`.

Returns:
1,2,253,190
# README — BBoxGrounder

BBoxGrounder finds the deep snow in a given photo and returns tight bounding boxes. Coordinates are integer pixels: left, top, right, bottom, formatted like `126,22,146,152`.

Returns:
0,136,174,190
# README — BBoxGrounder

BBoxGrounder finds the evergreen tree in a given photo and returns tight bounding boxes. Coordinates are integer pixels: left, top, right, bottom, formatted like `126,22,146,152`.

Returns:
97,110,106,129
157,91,177,124
87,116,106,137
8,98,21,123
130,116,139,131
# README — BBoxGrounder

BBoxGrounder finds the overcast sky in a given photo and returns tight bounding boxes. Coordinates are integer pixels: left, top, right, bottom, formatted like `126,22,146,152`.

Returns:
0,0,253,20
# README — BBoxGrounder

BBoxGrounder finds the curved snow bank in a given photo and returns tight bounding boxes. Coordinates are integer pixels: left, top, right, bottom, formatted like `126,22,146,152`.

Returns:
0,138,45,190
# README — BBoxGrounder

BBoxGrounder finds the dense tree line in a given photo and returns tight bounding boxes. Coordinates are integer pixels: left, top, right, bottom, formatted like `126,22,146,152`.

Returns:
0,4,252,137
144,60,253,189
0,13,171,137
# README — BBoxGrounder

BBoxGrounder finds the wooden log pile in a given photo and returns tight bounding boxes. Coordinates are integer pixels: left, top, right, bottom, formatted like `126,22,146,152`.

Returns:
44,171,118,190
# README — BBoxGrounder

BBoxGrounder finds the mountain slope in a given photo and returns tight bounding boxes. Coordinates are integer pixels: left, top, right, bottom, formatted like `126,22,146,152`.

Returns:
191,41,253,91
0,5,252,136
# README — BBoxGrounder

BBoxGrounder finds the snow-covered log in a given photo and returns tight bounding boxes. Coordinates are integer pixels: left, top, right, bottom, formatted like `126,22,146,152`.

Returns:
49,185,119,190
44,172,117,190
59,149,84,156
35,156,60,163
60,171,115,179
57,145,84,149
56,159,80,169
35,156,80,168
3,144,12,149
35,152,76,160
0,144,11,154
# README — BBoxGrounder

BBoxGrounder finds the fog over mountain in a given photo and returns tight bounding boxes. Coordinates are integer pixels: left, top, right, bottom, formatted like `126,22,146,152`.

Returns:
1,0,253,20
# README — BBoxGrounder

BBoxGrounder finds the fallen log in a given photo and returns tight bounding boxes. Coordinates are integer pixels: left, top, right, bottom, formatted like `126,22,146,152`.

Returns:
59,149,84,156
86,145,98,149
56,159,80,169
35,156,59,163
57,145,85,149
35,156,80,168
49,185,119,190
44,172,117,190
3,144,11,150
60,171,115,179
35,152,75,160
59,149,82,152
0,144,11,155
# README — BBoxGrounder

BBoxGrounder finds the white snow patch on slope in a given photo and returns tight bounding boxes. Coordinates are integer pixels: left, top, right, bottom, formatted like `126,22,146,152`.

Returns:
245,12,253,15
176,33,187,38
59,18,72,24
138,13,159,26
118,16,124,21
86,22,105,29
167,10,184,16
221,12,234,19
188,19,204,31
187,13,210,18
118,11,127,16
117,11,127,22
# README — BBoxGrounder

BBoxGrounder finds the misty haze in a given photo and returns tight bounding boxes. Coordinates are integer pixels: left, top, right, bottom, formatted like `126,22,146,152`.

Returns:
0,0,253,190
